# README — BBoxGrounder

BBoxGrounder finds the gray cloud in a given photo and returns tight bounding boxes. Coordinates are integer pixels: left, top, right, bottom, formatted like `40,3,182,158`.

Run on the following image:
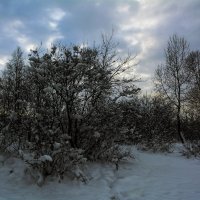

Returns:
0,0,200,92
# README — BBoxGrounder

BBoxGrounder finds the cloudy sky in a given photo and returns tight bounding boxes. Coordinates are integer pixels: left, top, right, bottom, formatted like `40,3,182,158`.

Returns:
0,0,200,92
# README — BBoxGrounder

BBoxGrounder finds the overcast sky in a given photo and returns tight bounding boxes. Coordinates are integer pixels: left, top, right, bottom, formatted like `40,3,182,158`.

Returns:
0,0,200,92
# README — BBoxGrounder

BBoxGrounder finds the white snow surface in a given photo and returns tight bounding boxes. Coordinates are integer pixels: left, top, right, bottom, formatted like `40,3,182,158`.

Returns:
38,155,53,162
0,146,200,200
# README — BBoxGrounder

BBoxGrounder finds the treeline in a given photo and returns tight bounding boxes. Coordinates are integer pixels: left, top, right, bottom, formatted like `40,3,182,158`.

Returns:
0,34,199,184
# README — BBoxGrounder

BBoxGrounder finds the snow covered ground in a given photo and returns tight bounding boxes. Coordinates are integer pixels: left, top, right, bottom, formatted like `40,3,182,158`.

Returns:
0,146,200,200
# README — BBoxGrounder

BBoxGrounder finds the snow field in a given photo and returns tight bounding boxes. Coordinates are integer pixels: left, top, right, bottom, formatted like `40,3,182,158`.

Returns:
0,147,200,200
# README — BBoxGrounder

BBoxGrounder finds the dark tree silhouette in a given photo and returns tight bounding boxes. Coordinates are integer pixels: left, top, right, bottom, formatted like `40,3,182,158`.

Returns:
155,34,190,144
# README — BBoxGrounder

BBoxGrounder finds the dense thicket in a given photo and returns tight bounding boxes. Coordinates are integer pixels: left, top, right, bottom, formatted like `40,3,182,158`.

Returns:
0,34,199,185
0,37,140,184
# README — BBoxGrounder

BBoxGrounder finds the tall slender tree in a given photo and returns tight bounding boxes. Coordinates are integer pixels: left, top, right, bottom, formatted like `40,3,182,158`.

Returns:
155,34,190,143
0,47,28,148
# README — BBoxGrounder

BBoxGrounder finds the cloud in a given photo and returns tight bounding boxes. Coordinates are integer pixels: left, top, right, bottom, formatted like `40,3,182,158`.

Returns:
0,0,200,92
0,55,9,71
120,0,200,92
46,7,69,31
2,20,36,52
47,7,67,21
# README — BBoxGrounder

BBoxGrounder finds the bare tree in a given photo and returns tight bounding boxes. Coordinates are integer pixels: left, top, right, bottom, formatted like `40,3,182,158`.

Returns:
155,34,190,144
185,51,200,116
